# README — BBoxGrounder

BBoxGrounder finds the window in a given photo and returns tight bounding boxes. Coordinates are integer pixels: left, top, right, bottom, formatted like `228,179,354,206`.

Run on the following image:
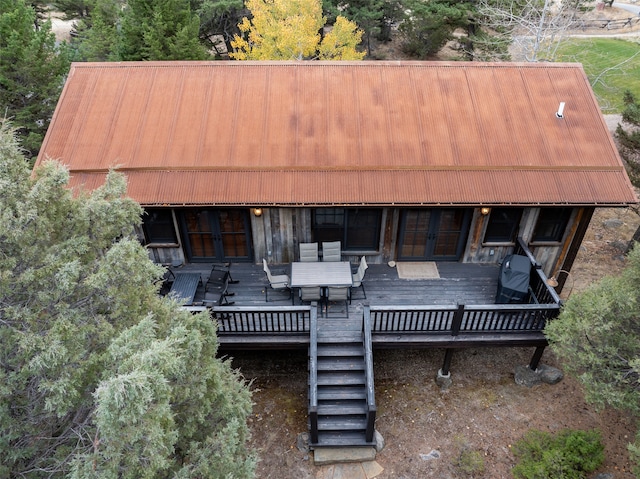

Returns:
484,208,523,243
532,208,573,242
142,209,178,244
313,208,381,251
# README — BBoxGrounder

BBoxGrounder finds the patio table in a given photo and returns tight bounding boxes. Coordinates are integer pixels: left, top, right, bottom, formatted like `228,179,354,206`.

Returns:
290,261,353,288
169,272,202,306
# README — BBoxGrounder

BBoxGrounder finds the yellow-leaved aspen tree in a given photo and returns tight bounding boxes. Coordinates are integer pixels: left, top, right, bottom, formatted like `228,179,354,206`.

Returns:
230,0,364,60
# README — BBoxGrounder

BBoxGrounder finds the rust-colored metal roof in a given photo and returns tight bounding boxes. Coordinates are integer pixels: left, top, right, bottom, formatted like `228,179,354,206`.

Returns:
36,61,637,207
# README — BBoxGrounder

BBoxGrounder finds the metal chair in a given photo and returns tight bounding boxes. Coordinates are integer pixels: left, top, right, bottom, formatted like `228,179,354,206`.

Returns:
350,256,368,303
262,259,292,303
299,286,324,316
325,287,349,318
321,241,341,262
299,242,319,262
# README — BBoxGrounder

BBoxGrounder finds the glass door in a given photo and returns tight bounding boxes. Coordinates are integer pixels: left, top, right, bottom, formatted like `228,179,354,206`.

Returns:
181,209,252,262
398,208,471,261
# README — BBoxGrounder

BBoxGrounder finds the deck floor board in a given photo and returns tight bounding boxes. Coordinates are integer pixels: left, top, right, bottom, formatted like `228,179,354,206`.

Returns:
169,262,501,315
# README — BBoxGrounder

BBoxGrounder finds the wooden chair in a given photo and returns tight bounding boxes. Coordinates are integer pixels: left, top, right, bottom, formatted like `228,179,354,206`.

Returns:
350,256,368,303
262,259,292,303
299,242,319,262
321,241,341,262
325,287,349,318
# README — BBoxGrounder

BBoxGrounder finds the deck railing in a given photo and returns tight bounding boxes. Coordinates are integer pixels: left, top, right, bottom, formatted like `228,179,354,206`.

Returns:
369,302,559,335
362,308,376,443
308,303,319,444
513,236,562,305
211,305,311,333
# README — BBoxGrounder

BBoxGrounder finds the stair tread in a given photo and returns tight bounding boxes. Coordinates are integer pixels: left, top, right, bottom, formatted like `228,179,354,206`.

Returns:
317,388,366,401
317,404,368,415
317,417,368,430
311,432,374,447
317,345,364,356
317,358,365,370
316,375,365,386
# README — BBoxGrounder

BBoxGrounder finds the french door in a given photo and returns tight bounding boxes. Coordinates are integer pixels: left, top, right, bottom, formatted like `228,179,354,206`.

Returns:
398,208,471,261
180,209,252,262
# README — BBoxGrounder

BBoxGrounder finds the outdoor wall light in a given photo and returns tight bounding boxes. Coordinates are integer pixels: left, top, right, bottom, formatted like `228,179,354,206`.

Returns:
480,207,491,216
547,269,575,297
253,207,263,217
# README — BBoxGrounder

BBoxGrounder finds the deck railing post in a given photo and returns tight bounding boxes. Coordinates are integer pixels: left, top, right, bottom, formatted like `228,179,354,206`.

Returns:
451,303,465,336
366,405,377,443
309,406,319,444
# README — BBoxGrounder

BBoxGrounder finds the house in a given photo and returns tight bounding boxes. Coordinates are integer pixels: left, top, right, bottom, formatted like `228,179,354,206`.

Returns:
36,60,638,450
36,60,636,278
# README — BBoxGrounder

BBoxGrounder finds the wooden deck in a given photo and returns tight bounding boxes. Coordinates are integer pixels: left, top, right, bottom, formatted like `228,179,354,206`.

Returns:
170,261,502,312
163,261,557,353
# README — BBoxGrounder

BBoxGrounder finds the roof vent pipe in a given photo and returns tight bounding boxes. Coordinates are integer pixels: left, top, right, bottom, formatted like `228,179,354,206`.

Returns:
556,102,565,119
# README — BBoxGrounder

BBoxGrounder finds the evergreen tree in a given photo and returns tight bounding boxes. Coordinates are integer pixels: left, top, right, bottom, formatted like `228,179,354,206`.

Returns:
544,245,640,476
193,0,245,56
0,119,256,478
230,0,364,60
0,0,71,159
398,0,473,59
72,0,121,61
118,0,211,60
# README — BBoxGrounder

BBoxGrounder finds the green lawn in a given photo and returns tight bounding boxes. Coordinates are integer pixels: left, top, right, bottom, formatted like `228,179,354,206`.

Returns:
555,37,640,113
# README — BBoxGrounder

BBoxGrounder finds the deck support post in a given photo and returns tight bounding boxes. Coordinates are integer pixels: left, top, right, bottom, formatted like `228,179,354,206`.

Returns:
528,346,546,370
436,349,454,388
441,348,454,375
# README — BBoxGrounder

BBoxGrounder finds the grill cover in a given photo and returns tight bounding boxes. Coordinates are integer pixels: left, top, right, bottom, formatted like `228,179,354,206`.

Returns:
495,254,531,304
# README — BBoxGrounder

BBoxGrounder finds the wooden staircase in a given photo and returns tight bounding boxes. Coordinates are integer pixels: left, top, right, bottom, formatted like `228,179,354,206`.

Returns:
308,305,376,448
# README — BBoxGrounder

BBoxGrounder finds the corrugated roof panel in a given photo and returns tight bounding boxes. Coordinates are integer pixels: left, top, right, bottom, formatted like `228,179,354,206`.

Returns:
414,69,455,167
440,67,487,167
38,61,637,207
325,66,361,166
296,66,329,167
383,67,423,165
199,67,236,166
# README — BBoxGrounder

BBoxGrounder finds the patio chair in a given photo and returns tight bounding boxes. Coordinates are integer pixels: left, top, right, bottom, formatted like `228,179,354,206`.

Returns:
299,286,324,316
325,286,349,318
262,259,293,303
321,241,341,262
299,242,319,262
350,256,368,303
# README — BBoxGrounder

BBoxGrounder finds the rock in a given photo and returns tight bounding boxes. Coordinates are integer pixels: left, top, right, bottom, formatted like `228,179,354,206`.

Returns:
514,365,542,387
537,364,564,385
374,430,385,452
419,450,441,461
603,218,624,229
610,240,629,252
593,473,615,479
296,432,309,453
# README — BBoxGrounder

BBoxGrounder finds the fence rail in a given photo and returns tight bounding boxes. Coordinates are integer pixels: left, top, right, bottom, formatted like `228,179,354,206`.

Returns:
570,16,640,30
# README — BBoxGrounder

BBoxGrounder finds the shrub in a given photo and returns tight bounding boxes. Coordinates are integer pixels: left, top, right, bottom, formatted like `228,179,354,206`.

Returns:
456,448,486,476
511,429,604,479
